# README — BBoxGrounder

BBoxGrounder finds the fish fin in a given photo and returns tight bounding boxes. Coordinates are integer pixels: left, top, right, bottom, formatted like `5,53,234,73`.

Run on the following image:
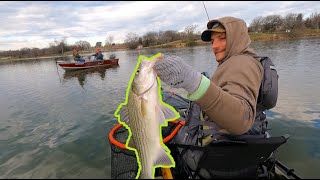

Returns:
154,147,174,167
119,105,130,124
158,104,179,124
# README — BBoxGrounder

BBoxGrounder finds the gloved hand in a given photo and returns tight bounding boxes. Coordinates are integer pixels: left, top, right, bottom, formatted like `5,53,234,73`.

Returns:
154,54,202,94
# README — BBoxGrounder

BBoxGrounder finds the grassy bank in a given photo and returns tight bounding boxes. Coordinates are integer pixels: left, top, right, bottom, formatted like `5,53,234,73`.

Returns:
249,29,320,41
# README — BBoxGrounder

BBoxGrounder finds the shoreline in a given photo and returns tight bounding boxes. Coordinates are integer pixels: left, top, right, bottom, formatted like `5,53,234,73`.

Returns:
1,34,320,63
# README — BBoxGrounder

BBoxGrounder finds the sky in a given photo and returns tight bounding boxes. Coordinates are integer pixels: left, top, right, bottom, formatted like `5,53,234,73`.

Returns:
0,1,319,51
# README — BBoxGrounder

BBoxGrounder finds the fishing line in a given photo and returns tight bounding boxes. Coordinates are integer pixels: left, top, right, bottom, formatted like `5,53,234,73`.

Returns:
201,1,214,76
55,60,62,84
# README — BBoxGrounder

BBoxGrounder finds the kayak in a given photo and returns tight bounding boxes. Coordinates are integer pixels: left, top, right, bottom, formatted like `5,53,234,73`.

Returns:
109,121,301,179
108,91,302,179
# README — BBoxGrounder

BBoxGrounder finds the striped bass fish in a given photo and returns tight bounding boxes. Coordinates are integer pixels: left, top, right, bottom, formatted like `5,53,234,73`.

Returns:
115,53,179,179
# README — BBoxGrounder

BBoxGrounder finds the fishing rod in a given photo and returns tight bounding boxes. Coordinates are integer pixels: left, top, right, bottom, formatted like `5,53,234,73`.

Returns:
202,1,210,22
201,2,214,76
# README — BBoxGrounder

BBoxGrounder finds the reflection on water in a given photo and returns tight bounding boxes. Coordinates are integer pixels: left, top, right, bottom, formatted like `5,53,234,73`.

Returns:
62,65,120,88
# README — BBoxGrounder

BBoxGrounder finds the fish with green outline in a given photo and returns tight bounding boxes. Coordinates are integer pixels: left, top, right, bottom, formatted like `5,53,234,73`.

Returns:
115,53,179,179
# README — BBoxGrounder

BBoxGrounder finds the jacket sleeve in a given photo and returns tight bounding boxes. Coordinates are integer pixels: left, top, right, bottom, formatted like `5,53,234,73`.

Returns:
97,52,103,59
195,56,263,135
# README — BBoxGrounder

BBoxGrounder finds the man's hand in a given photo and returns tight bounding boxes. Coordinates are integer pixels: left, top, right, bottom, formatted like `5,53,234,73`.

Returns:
154,54,202,94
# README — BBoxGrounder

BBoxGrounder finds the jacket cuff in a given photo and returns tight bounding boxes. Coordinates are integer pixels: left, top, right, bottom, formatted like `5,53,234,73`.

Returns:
187,75,210,101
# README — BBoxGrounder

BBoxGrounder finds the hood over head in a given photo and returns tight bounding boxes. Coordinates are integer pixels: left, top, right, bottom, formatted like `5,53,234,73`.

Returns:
201,16,257,63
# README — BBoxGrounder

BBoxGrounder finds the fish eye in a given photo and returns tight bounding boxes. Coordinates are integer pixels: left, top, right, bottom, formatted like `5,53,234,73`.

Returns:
136,69,140,74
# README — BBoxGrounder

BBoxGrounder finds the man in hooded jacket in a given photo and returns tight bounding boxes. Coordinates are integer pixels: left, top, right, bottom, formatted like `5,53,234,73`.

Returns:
155,16,263,137
154,16,264,177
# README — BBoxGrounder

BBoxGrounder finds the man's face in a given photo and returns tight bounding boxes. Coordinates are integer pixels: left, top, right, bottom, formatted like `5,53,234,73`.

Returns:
210,32,226,62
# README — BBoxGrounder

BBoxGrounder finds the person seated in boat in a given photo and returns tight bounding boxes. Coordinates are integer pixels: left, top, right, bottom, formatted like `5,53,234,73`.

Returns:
155,16,265,139
72,46,85,62
154,16,277,178
91,48,104,61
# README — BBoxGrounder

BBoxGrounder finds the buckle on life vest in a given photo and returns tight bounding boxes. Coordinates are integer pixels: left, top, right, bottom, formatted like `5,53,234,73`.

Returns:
197,131,204,146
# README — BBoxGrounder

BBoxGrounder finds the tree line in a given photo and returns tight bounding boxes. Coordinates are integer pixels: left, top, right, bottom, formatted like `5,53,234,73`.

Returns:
1,12,319,59
249,12,320,33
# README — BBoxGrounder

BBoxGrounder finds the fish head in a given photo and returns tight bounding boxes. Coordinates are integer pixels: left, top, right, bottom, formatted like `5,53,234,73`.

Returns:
132,56,159,95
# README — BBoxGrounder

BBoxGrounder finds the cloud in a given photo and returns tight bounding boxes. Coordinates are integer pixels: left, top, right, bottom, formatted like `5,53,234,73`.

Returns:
0,1,319,51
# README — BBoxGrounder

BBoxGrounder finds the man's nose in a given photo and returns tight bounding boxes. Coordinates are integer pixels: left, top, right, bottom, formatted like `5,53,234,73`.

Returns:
212,41,219,50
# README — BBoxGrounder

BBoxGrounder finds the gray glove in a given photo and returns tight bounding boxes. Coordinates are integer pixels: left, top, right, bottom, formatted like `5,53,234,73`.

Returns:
154,55,202,94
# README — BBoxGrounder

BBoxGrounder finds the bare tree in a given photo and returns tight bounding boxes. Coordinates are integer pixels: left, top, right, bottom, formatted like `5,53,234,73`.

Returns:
262,15,283,32
75,40,91,50
19,47,31,58
95,42,102,47
60,36,68,54
283,13,304,32
296,13,303,28
56,36,68,55
249,16,264,32
310,12,320,31
47,37,69,55
105,35,114,47
162,30,181,43
304,17,312,28
184,24,197,34
30,48,40,57
142,31,158,47
184,24,198,41
48,39,60,55
157,31,167,45
125,32,140,49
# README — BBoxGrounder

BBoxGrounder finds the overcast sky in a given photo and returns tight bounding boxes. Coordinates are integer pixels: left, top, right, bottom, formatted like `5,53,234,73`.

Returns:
0,1,319,51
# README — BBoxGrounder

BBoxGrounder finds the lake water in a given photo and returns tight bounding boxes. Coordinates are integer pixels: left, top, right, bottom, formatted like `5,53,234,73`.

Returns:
0,38,319,178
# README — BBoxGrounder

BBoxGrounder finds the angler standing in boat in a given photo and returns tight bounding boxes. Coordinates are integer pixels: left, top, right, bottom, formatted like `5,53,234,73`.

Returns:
154,16,278,177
